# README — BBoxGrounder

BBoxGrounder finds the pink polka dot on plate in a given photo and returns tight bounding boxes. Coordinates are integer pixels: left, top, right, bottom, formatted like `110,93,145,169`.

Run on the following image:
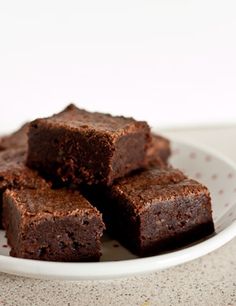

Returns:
205,155,212,162
228,212,233,217
173,148,180,155
195,172,202,179
228,173,234,179
212,174,218,180
218,189,224,195
224,203,229,208
189,152,196,159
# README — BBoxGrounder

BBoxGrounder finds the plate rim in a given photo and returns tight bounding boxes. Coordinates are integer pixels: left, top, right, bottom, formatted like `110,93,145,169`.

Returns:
0,138,236,280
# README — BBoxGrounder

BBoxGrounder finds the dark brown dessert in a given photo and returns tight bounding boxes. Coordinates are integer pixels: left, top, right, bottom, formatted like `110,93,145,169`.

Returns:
3,188,105,261
27,104,151,185
0,148,48,228
146,134,171,167
85,167,214,256
0,104,214,263
0,123,29,151
148,134,171,163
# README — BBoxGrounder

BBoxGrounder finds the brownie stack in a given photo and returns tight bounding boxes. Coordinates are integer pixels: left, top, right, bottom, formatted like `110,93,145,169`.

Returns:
0,104,214,262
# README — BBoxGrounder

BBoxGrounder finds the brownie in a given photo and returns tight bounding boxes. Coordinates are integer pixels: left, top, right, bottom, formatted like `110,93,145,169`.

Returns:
3,188,105,261
0,148,48,228
0,123,29,151
147,134,171,163
27,104,151,185
85,167,214,256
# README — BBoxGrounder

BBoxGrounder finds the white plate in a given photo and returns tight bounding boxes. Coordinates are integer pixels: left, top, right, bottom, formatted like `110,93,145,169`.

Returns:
0,139,236,280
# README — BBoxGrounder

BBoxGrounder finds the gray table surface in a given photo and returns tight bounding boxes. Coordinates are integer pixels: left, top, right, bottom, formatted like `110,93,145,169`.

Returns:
0,126,235,306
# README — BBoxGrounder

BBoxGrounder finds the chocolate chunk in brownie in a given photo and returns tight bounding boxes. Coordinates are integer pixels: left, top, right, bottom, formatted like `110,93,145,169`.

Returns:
3,188,105,261
147,134,171,164
0,123,29,151
85,167,214,256
27,104,151,185
0,148,48,228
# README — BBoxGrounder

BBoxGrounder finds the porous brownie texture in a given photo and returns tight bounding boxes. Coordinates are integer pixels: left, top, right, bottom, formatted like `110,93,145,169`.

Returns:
0,148,48,228
148,134,171,163
3,188,105,261
27,104,151,185
85,167,214,256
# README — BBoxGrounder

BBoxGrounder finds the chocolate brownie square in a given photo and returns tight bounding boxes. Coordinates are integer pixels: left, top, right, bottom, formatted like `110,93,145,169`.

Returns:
146,134,171,167
86,167,214,256
3,188,105,261
0,123,29,151
0,148,48,228
27,104,151,185
148,134,171,163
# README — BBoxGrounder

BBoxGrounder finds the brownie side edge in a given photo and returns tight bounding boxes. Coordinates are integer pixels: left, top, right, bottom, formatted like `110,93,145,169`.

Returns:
27,120,115,185
2,190,22,252
138,190,214,256
108,123,151,185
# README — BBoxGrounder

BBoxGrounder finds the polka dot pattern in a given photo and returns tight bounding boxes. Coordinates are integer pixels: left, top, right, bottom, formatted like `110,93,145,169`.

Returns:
205,155,212,162
212,174,218,180
218,189,224,195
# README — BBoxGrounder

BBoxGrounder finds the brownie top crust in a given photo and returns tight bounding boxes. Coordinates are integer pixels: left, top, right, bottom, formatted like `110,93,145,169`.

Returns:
112,167,210,213
0,123,29,151
31,104,149,136
5,188,99,219
0,148,48,190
